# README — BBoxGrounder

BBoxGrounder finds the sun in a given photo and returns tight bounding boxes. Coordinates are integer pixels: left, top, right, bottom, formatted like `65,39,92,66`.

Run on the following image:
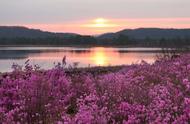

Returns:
81,18,119,32
94,18,108,28
95,18,107,24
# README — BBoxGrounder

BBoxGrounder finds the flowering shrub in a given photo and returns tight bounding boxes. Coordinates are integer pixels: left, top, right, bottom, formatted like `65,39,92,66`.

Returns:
0,54,190,123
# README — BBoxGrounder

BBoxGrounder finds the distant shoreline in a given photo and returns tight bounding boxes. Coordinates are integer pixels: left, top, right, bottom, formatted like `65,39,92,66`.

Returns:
0,44,185,48
1,27,190,49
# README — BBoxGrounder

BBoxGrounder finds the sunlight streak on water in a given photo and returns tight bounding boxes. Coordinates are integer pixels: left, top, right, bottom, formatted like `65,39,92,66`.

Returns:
0,47,163,72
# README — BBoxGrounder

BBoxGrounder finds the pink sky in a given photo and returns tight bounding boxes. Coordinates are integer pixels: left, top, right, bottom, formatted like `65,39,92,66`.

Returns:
20,18,190,35
1,0,190,35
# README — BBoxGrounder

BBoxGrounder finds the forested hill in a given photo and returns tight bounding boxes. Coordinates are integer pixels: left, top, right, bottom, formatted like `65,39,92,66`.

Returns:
0,26,190,47
0,26,78,38
97,28,190,47
0,26,96,46
98,28,190,39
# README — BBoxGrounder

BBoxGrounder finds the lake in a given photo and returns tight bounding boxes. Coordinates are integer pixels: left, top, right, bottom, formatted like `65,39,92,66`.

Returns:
0,47,171,72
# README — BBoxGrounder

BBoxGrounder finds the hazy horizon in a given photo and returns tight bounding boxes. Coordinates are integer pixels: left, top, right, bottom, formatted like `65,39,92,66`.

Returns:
2,25,190,36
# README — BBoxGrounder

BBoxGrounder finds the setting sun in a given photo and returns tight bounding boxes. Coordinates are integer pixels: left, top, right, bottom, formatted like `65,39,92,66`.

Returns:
94,18,107,28
95,18,107,23
83,18,119,29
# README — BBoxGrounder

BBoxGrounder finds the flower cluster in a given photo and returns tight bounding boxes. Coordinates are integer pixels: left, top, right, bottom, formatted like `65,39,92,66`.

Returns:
0,54,190,123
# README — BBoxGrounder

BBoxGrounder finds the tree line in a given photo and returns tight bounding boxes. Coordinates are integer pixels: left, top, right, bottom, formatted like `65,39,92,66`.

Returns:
0,34,190,47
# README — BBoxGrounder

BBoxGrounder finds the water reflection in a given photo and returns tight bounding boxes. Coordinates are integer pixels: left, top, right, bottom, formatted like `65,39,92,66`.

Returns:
91,47,110,66
0,47,165,72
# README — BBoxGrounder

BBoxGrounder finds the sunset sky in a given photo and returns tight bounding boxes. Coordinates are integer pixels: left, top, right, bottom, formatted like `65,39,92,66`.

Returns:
0,0,190,35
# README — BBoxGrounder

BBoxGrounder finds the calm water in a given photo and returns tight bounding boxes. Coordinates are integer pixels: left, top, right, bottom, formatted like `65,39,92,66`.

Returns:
0,47,165,72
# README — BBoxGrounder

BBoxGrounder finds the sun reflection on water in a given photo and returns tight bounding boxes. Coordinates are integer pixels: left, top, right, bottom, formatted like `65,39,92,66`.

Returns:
26,47,156,67
92,47,109,66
